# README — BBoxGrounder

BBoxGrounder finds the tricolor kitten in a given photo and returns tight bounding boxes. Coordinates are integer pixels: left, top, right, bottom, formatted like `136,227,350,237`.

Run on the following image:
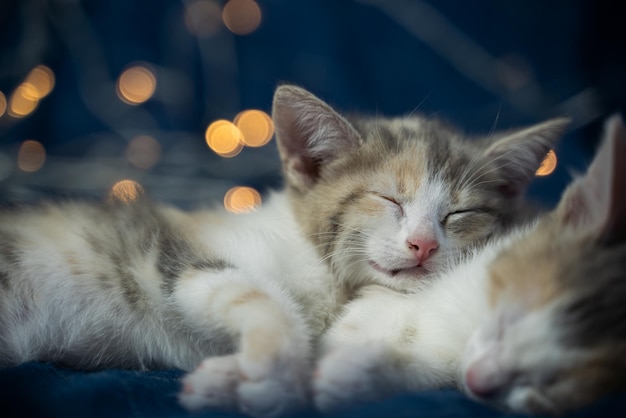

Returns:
315,115,626,415
0,85,565,417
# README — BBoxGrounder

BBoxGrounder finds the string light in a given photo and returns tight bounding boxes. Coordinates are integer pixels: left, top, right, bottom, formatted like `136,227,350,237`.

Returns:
0,91,7,117
234,109,274,147
109,179,144,203
184,0,223,38
5,65,55,119
17,140,46,172
205,120,244,157
8,84,39,118
24,65,55,99
535,149,557,176
222,0,261,35
224,186,261,213
126,135,161,170
116,64,157,105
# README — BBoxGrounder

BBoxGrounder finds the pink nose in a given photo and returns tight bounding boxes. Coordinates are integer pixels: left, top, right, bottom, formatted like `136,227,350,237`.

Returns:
407,237,438,263
464,362,512,400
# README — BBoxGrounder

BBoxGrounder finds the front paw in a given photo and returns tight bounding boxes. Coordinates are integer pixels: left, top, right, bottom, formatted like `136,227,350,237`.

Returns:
179,353,308,417
313,345,386,413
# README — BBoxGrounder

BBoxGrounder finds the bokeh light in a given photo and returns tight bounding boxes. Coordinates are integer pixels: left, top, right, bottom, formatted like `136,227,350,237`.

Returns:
222,0,261,35
0,91,7,117
126,135,161,170
184,0,223,38
8,84,39,118
535,149,557,176
116,64,157,105
24,65,55,99
17,140,46,172
109,179,144,203
234,109,274,147
205,119,244,157
224,186,262,214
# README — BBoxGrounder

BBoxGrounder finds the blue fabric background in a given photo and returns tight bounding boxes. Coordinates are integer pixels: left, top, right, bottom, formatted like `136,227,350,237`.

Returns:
2,362,626,418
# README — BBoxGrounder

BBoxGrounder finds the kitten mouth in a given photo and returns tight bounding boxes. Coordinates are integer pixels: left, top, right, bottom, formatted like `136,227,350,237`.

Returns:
368,261,427,278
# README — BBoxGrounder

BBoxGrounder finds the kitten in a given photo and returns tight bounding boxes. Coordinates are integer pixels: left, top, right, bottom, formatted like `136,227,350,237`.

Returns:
314,115,626,416
0,84,565,417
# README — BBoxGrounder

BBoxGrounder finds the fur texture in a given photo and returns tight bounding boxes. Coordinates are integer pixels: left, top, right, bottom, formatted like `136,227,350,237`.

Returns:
314,115,626,416
0,85,565,417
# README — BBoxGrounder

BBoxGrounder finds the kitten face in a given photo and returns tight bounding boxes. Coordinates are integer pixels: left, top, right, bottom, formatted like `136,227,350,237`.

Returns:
272,85,567,291
461,115,626,414
296,118,524,291
462,221,626,415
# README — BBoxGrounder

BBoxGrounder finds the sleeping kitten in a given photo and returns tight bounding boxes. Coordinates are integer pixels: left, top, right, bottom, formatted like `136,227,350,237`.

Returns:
0,84,565,417
314,115,626,415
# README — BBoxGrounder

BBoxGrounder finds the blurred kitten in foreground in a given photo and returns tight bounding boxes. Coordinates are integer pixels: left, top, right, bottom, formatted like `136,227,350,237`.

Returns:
315,115,626,415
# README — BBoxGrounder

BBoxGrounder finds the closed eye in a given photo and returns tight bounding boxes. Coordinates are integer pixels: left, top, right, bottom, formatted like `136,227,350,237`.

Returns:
380,195,400,206
442,208,488,225
371,193,404,215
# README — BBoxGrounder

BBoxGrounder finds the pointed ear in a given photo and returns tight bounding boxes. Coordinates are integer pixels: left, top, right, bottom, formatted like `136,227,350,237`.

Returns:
556,114,626,241
272,85,362,192
483,118,570,197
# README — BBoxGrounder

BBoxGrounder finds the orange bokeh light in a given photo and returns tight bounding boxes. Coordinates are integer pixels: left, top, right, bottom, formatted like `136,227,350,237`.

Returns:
8,84,39,118
0,91,6,117
234,109,274,147
117,65,157,105
205,120,244,157
222,0,261,35
224,186,262,214
24,65,55,99
535,149,558,177
109,180,144,203
17,140,46,172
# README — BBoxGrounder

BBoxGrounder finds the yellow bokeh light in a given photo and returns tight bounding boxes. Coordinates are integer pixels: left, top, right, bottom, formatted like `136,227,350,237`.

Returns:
222,0,261,35
126,135,161,170
8,84,39,118
205,119,244,157
535,149,557,177
234,109,274,147
0,91,6,117
184,0,223,38
109,179,144,203
17,140,46,172
24,65,55,99
116,65,157,105
224,186,262,214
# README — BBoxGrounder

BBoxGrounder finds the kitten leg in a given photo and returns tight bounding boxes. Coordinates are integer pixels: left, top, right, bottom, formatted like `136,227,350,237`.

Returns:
314,285,457,412
313,343,404,412
175,268,311,417
314,341,457,412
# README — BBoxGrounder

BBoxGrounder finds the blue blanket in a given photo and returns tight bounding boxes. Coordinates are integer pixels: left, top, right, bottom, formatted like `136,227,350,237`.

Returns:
1,362,625,418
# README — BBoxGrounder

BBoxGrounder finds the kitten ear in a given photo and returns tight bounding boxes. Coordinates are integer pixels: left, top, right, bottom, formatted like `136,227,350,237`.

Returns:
272,85,362,192
556,114,626,241
483,118,570,197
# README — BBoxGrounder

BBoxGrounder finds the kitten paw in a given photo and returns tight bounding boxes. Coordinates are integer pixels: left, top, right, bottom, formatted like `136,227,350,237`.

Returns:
179,353,308,417
179,355,239,411
313,345,386,412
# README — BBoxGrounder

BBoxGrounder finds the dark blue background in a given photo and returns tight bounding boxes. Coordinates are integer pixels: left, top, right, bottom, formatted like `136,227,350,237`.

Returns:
1,0,624,207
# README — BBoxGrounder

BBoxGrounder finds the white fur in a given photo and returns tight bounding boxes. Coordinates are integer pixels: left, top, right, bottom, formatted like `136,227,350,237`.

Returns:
314,227,531,412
